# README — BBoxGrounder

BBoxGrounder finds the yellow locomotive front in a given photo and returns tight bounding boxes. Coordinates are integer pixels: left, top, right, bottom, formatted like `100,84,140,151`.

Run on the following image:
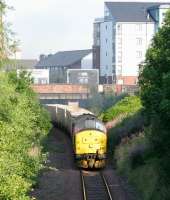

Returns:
73,115,107,168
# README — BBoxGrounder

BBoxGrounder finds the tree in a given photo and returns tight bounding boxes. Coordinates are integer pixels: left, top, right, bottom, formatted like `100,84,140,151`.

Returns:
0,0,18,68
139,10,170,195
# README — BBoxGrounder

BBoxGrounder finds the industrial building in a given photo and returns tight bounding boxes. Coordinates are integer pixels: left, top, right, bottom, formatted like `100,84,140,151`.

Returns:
93,2,170,87
35,49,92,83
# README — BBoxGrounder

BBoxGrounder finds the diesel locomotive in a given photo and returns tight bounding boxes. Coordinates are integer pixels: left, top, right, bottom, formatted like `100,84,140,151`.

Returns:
46,104,107,168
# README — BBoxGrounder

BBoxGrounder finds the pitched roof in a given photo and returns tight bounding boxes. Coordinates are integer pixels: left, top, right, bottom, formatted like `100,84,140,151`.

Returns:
32,84,90,94
5,59,38,70
36,49,92,68
105,2,170,22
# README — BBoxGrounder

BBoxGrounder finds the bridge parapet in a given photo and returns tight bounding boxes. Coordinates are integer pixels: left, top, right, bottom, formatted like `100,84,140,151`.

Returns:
32,84,90,106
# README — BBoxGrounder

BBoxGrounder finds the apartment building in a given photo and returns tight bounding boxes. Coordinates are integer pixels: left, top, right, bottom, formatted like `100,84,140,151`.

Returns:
93,2,170,85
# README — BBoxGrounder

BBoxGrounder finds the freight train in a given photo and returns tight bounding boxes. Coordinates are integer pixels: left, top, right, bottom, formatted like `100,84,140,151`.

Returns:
46,104,107,169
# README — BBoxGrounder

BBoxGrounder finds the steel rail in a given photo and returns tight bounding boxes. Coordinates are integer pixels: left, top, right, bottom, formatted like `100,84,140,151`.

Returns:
101,172,113,200
81,170,87,200
81,170,113,200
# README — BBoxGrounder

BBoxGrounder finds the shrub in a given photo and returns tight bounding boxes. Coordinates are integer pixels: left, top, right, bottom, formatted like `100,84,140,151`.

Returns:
129,144,146,170
115,133,147,174
0,72,51,199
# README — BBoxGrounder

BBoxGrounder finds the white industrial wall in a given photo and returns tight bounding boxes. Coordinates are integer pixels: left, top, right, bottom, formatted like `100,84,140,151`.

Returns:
100,21,113,77
115,22,155,76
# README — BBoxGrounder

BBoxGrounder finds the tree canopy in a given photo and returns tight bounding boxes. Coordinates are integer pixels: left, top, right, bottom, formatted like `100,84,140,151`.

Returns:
139,10,170,196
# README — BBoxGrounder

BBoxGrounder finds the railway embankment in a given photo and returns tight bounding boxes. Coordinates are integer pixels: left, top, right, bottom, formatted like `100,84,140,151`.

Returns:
101,94,169,199
100,95,146,199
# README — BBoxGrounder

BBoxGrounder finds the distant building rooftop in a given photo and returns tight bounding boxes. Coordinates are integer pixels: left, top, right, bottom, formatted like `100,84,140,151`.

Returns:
36,49,92,68
5,59,38,70
105,2,170,22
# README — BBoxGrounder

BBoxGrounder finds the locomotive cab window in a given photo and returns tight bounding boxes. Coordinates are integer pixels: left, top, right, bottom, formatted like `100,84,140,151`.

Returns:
85,120,96,129
74,116,106,133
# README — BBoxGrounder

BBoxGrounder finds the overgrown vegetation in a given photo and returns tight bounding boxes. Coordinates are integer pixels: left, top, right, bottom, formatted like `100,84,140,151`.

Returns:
0,72,51,200
101,96,144,154
114,133,159,200
101,95,142,122
0,2,51,199
139,10,170,198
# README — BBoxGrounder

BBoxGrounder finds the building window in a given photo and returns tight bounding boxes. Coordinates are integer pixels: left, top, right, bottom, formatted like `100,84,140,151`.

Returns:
117,51,122,63
106,38,108,43
118,45,122,50
117,24,122,34
106,25,107,30
118,51,122,57
136,51,142,58
117,38,122,45
106,65,108,70
117,70,122,75
118,59,122,63
117,65,122,70
136,38,142,45
136,24,142,31
79,78,88,84
106,52,108,56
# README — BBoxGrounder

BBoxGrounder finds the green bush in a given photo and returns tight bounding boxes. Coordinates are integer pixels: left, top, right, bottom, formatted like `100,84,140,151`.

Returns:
101,96,142,122
0,72,51,199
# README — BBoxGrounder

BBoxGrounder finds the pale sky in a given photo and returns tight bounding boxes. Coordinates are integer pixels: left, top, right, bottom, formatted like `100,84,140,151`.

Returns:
6,0,170,59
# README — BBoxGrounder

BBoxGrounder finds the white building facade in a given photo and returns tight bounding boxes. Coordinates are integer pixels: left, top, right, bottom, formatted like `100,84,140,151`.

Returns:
93,2,170,84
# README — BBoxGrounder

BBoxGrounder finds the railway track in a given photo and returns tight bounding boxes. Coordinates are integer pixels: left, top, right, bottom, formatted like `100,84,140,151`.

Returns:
81,170,113,200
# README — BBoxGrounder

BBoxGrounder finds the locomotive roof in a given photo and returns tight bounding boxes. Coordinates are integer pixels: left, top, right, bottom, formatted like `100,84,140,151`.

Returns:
46,104,94,117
